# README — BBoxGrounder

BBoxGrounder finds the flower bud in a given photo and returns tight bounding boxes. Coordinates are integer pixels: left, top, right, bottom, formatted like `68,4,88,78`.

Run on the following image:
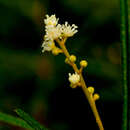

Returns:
52,47,62,55
88,86,94,94
80,60,88,67
93,94,100,101
69,55,76,62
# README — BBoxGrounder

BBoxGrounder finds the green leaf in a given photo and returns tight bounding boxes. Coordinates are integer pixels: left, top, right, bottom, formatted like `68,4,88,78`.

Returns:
0,111,32,129
15,109,48,130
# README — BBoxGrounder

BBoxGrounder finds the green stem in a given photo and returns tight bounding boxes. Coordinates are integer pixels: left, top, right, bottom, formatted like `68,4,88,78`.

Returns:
126,0,130,129
120,0,129,129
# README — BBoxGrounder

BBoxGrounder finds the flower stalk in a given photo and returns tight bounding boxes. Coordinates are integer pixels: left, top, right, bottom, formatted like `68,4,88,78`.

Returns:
57,39,104,130
41,14,104,130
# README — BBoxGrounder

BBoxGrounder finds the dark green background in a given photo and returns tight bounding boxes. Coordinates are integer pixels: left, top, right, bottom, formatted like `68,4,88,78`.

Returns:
0,0,121,129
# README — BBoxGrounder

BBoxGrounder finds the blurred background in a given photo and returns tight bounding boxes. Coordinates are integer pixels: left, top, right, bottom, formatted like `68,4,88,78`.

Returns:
0,0,122,130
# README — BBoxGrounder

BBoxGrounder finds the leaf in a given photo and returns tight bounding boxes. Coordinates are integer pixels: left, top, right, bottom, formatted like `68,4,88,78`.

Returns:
15,109,48,130
0,111,32,129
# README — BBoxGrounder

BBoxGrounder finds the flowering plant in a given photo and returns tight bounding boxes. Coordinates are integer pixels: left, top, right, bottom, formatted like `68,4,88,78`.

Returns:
42,14,104,130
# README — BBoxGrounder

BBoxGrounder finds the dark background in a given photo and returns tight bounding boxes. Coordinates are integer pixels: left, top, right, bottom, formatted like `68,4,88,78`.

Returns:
0,0,122,129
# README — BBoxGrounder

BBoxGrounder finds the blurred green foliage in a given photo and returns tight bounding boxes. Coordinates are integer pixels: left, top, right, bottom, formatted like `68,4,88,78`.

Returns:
15,109,48,129
0,111,32,129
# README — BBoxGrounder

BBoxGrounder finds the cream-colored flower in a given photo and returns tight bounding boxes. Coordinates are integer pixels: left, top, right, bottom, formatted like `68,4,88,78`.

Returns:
42,14,78,53
68,72,80,84
44,14,59,26
42,39,55,52
61,22,78,37
45,24,62,40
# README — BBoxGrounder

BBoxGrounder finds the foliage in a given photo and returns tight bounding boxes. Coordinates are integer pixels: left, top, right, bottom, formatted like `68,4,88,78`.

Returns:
0,111,32,129
0,109,48,130
15,109,48,130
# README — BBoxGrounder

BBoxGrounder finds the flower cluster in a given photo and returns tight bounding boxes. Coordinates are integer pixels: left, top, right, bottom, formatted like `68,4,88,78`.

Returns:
41,14,103,129
41,14,99,100
42,14,78,53
41,14,100,99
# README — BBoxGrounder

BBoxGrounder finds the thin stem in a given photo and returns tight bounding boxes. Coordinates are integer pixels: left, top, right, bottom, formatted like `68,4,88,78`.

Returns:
120,0,128,129
57,40,104,130
80,76,104,130
126,0,130,129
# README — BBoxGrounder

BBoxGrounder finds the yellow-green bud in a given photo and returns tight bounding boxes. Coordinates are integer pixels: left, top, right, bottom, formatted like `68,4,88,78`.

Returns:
70,84,78,89
88,86,94,94
93,93,100,101
65,58,70,64
80,60,88,67
52,47,62,55
69,55,76,62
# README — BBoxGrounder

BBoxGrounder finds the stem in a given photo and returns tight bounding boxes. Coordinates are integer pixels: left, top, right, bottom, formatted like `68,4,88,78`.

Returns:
57,40,104,130
120,0,129,129
126,0,130,129
80,76,104,130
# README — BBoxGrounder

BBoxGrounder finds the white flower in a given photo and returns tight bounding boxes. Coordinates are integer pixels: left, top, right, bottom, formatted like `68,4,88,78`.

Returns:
61,22,78,37
42,14,79,53
42,39,55,52
68,72,80,84
44,14,59,26
45,24,62,40
44,15,78,41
